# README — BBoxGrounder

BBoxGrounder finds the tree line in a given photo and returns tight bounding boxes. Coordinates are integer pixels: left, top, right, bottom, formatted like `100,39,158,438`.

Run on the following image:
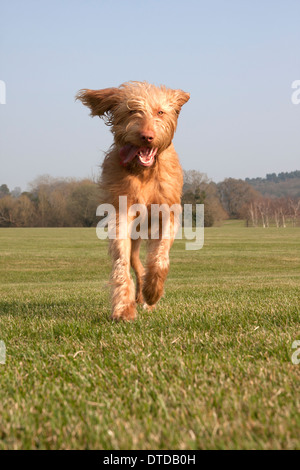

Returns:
245,170,300,199
246,170,300,184
0,177,99,228
0,171,299,228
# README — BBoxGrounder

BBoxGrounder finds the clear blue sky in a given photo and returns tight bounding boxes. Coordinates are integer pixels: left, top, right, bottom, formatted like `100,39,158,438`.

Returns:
1,0,299,191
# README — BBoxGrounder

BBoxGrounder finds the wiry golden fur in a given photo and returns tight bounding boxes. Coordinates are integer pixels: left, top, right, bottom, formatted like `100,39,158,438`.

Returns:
76,81,190,320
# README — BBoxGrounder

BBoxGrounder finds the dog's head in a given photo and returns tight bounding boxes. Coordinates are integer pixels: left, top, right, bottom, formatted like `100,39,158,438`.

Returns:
76,81,190,168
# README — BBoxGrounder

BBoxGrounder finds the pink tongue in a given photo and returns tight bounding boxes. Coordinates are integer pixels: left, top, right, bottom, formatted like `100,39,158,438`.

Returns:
119,145,137,166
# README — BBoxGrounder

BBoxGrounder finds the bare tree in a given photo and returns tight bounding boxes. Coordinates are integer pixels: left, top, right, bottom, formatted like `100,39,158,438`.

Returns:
183,170,210,192
247,201,259,227
288,198,300,227
13,195,37,226
0,196,16,226
217,178,261,219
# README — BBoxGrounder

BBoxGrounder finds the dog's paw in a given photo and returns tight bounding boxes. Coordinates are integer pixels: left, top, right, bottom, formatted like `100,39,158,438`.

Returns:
142,273,164,306
142,303,156,312
111,302,137,321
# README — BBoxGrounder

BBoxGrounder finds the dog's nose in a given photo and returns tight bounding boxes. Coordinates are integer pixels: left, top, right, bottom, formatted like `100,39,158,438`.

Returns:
140,130,155,142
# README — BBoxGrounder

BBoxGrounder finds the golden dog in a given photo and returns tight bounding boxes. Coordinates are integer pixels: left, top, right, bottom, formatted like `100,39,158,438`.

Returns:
77,81,190,320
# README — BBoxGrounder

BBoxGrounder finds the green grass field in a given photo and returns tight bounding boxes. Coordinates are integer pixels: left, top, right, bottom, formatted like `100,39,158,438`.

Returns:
0,222,299,450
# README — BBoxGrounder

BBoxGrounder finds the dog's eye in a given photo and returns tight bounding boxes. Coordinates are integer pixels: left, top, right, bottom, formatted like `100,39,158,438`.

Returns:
157,110,164,116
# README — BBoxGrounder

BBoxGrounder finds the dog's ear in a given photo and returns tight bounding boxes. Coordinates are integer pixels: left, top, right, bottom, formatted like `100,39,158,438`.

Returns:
76,87,122,122
172,89,190,114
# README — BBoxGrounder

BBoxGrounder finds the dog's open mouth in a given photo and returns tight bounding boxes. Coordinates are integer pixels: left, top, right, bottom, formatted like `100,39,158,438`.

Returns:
120,145,158,167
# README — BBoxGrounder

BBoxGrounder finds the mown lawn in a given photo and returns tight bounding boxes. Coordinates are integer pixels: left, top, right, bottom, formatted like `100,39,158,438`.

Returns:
0,223,299,449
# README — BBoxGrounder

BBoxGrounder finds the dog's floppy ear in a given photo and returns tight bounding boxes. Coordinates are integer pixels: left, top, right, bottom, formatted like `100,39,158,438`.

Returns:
172,89,190,114
76,87,122,123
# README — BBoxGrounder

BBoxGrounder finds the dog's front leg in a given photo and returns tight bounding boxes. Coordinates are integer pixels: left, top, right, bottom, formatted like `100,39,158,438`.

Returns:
109,238,136,321
142,238,172,307
130,238,145,304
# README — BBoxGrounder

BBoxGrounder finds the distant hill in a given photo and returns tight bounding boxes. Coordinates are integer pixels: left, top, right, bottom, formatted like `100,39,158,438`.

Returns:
245,170,300,198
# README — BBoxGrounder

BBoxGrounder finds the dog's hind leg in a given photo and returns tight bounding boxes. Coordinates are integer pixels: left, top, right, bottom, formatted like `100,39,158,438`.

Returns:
130,238,145,304
109,238,136,321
